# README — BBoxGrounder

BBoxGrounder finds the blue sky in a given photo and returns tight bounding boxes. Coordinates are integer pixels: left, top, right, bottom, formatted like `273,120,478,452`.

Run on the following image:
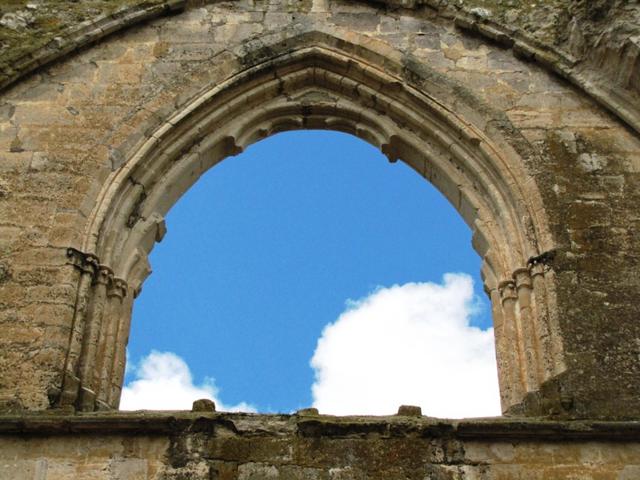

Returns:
123,130,498,416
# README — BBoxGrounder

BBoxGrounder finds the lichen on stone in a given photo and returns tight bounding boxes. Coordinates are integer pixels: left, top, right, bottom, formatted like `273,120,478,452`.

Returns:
0,1,166,74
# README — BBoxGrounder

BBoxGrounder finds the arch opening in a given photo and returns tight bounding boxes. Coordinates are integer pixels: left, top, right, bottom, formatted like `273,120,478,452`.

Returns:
120,129,499,417
57,41,565,416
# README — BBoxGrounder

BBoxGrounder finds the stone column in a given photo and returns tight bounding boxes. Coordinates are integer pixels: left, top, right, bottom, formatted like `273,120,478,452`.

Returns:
513,267,543,390
490,287,513,412
58,248,99,408
108,288,135,408
94,278,127,410
76,265,112,411
528,262,554,381
498,279,526,406
529,261,565,379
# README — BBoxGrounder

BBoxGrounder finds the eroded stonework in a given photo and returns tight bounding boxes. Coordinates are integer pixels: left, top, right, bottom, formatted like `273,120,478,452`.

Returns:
0,0,639,477
2,412,640,480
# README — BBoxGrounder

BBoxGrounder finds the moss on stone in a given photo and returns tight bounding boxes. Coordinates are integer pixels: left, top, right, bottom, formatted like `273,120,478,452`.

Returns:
0,1,165,68
453,0,638,57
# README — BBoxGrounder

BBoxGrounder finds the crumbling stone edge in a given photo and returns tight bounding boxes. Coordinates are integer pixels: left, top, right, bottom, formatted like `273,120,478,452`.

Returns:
0,0,186,93
450,9,640,136
0,412,639,441
380,0,640,136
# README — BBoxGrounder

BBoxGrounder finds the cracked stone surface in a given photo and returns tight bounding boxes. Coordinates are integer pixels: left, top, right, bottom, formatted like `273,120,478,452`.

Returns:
1,412,640,479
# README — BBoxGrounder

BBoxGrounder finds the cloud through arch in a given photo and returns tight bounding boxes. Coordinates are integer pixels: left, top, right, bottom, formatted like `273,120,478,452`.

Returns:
120,351,255,412
310,273,501,418
120,274,500,418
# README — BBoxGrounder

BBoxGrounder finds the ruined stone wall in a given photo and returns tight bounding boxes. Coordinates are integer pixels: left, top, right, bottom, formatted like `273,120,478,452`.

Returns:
2,1,638,128
1,1,640,478
2,412,640,479
0,0,639,420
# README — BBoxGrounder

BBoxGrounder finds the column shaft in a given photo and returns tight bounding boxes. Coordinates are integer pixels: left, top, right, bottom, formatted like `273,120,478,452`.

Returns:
95,279,127,410
499,280,526,405
76,266,112,411
59,249,99,407
108,289,135,408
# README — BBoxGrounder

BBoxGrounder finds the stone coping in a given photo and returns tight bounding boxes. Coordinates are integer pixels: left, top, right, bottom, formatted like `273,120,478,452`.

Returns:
1,412,639,441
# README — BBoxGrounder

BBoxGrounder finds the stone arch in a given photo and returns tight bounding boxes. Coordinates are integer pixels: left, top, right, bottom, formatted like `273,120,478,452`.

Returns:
54,30,566,416
2,0,639,420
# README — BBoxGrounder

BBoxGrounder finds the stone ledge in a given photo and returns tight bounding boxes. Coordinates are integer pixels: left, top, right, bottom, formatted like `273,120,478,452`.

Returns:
1,412,639,441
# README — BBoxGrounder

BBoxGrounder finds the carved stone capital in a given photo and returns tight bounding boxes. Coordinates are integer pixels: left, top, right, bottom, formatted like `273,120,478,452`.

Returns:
94,265,114,286
529,261,546,278
512,267,532,290
498,279,517,303
66,248,100,276
108,277,128,299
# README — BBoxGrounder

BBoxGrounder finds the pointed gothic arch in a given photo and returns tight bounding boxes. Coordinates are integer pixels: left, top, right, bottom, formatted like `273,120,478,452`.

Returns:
53,31,567,416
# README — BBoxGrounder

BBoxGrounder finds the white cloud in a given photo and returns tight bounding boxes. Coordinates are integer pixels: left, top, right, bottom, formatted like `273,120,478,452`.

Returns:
310,273,501,418
120,350,255,412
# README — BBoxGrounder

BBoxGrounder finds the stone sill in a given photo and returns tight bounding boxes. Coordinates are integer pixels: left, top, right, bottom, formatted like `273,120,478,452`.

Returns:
1,412,639,441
